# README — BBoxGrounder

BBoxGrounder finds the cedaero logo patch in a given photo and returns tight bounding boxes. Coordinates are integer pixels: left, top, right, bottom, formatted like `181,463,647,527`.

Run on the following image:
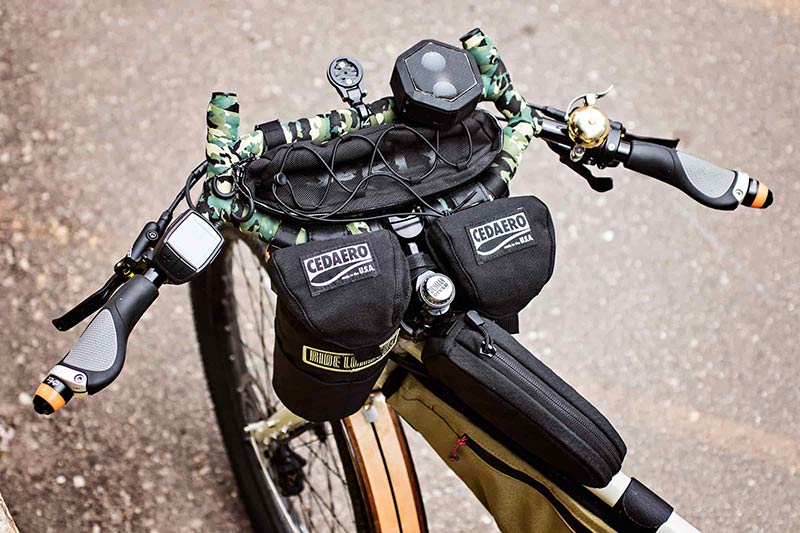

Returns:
468,211,535,261
302,242,379,294
301,330,399,373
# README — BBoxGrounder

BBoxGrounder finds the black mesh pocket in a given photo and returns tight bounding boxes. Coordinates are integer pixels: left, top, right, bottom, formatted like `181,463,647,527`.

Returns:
246,109,502,217
425,196,556,320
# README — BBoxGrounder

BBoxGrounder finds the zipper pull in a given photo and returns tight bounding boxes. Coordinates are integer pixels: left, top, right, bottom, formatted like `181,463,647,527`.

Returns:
466,311,496,357
449,435,469,462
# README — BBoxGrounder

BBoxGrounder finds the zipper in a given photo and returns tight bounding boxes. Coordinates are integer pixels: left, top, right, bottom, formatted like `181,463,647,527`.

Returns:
460,434,592,533
465,310,496,356
462,314,619,467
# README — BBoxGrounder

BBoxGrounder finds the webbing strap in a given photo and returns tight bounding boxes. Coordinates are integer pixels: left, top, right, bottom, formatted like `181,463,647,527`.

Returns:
271,221,301,248
256,120,286,151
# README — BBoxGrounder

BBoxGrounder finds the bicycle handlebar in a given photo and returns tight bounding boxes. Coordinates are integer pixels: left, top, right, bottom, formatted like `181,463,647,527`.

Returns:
536,110,772,211
623,140,772,210
33,273,161,414
36,28,775,415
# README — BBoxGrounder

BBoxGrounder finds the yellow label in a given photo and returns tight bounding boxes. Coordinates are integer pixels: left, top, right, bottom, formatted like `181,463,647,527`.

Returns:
301,330,400,373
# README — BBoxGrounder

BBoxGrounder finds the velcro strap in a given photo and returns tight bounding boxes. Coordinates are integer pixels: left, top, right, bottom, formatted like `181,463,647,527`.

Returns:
406,252,436,273
613,478,673,530
307,225,349,241
352,345,382,362
271,221,301,249
256,120,286,151
480,173,510,199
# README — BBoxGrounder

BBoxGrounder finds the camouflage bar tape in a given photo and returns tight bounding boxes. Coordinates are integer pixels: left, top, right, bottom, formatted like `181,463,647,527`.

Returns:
461,29,542,186
198,96,397,243
198,30,540,245
278,98,396,144
205,92,241,183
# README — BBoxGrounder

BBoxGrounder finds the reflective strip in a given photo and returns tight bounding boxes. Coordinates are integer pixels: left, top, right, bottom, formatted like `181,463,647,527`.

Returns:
586,471,631,506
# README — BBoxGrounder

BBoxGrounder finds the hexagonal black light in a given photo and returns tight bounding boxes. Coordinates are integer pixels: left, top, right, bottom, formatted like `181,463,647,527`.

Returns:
390,39,483,128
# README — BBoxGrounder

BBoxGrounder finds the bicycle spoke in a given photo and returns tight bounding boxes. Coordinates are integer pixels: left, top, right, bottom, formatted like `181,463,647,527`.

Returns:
306,483,353,531
308,485,344,531
239,339,271,395
289,432,334,451
297,444,349,486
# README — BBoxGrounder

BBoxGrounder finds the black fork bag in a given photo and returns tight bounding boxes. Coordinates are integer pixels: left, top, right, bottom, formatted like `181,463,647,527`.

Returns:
266,230,411,421
423,311,626,487
425,195,555,323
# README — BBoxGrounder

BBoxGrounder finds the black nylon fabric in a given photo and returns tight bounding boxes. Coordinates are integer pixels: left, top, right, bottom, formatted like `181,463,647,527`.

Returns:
613,478,673,532
425,196,556,319
267,230,410,350
266,230,411,421
246,110,502,217
423,313,626,487
272,303,394,422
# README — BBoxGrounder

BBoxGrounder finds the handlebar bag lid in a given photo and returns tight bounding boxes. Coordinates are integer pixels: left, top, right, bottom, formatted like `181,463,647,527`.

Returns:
425,195,555,320
266,230,411,421
423,312,626,487
247,109,502,218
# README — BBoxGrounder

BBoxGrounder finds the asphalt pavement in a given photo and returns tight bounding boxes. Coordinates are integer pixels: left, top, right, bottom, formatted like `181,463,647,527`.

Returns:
1,1,798,531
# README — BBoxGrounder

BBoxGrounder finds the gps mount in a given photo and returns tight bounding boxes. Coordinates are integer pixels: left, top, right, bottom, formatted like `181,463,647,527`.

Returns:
327,56,370,122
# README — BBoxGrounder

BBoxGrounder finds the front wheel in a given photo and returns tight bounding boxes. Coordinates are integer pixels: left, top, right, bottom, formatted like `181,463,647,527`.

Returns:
190,232,424,532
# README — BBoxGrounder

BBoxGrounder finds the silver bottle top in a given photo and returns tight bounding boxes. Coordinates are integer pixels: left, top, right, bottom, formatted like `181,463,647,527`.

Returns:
419,272,455,310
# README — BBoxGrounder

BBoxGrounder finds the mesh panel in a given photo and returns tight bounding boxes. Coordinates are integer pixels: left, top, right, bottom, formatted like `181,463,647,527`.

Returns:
247,110,502,218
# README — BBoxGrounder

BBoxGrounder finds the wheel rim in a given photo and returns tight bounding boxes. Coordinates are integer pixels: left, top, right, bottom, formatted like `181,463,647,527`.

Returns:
226,235,367,532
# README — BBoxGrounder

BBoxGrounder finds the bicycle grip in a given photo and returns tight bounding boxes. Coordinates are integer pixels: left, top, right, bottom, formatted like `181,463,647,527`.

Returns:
33,275,159,414
624,140,772,210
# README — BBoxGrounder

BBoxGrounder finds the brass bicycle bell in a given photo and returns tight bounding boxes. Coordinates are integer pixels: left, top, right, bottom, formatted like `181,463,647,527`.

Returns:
565,85,614,161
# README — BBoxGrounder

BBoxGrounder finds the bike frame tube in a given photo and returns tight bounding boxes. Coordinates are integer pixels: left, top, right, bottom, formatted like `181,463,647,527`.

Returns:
248,343,701,533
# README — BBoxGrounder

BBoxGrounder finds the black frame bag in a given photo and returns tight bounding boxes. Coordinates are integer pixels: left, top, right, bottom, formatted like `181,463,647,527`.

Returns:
423,311,626,487
425,195,555,324
266,230,411,421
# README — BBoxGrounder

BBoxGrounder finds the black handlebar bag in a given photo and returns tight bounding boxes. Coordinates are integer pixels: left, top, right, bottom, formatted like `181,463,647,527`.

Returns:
246,109,503,217
266,230,411,421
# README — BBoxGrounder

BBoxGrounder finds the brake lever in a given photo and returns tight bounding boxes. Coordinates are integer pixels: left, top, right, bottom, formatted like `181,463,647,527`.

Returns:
563,157,614,193
51,273,128,331
51,218,167,331
545,140,614,193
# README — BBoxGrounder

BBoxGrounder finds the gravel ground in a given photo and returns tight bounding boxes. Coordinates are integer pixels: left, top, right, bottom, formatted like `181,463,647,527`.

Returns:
0,1,798,532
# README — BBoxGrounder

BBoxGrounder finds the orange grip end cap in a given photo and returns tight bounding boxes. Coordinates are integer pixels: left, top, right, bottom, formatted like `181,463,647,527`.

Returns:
33,383,66,415
749,182,772,209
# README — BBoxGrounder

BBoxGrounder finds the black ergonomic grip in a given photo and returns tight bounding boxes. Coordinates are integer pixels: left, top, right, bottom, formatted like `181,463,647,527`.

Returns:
34,274,159,414
624,140,772,210
59,275,158,394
